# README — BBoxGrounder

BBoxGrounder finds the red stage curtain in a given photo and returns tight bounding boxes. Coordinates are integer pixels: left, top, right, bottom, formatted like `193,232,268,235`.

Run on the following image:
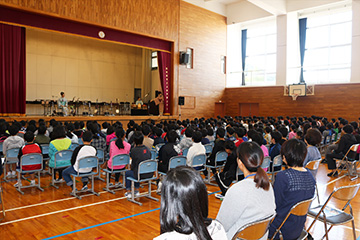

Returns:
0,23,26,115
157,51,171,114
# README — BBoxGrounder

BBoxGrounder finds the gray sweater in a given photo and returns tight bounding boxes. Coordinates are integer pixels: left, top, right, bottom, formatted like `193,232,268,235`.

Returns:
216,178,276,239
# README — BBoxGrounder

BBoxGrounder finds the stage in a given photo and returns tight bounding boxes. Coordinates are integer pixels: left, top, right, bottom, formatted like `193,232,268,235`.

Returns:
1,115,177,126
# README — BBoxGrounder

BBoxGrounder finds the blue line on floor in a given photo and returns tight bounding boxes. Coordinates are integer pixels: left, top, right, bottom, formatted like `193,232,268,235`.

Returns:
42,190,220,240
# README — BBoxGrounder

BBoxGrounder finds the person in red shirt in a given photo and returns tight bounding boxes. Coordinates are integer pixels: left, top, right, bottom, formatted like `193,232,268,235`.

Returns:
234,127,245,147
15,131,42,187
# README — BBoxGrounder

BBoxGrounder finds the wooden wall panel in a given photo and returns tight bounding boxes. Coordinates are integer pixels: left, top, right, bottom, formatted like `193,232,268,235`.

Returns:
0,0,179,41
179,1,227,120
224,83,360,121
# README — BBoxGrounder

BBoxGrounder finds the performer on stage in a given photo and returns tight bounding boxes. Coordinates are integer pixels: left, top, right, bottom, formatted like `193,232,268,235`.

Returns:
58,92,69,116
135,97,144,106
148,92,164,115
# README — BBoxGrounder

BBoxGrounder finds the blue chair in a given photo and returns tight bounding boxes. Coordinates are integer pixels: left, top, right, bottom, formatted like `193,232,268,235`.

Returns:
103,154,130,194
78,138,83,145
70,156,99,199
16,153,44,194
269,155,283,183
40,144,51,175
158,156,187,175
0,142,3,157
95,149,105,182
155,143,165,153
150,149,157,160
71,143,79,151
51,150,73,189
191,154,207,172
127,159,159,206
4,148,20,182
204,144,213,156
209,141,215,148
261,156,271,172
205,151,228,185
182,148,189,157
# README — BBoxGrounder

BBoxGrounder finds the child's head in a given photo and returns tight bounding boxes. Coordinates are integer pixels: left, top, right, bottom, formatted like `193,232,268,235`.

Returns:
9,124,19,136
281,139,307,167
305,129,322,146
192,131,202,143
278,126,288,139
115,128,125,139
224,140,235,154
343,124,354,134
184,127,194,138
216,128,226,139
166,130,179,143
24,131,35,143
133,131,144,145
270,131,282,144
226,127,235,136
142,125,151,137
82,131,93,142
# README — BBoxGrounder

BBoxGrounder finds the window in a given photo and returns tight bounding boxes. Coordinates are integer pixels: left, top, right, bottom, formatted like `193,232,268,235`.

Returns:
245,25,277,86
151,51,158,70
303,10,352,84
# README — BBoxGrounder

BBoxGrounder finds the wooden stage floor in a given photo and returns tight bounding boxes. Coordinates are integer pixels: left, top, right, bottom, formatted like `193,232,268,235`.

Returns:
1,164,360,239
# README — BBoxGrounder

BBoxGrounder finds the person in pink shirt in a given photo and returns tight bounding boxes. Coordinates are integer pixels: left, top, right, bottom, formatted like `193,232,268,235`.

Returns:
107,128,131,187
288,125,297,140
252,132,269,171
106,126,116,146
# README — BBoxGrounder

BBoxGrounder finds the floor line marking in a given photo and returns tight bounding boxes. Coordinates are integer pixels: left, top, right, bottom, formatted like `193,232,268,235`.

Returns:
0,190,157,226
41,190,220,240
323,175,346,187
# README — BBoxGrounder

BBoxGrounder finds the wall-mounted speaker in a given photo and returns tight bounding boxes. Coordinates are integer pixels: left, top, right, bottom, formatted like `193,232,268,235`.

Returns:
179,51,190,65
178,96,185,106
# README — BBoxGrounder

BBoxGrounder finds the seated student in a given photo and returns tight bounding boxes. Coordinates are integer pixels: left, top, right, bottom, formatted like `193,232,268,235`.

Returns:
49,126,72,182
200,128,210,145
288,125,297,139
101,122,109,134
234,127,245,147
205,127,215,142
303,128,322,178
65,123,79,144
295,130,303,140
142,125,154,150
264,126,272,144
214,141,237,199
252,132,269,158
269,131,282,160
278,126,288,145
153,127,165,146
154,166,226,240
124,131,151,198
34,125,50,144
14,131,42,187
63,131,97,191
107,128,131,187
106,126,116,146
179,127,193,150
158,130,181,172
73,121,83,138
225,127,236,141
186,131,206,167
268,139,315,240
203,128,226,177
3,124,25,178
216,142,275,239
326,124,357,177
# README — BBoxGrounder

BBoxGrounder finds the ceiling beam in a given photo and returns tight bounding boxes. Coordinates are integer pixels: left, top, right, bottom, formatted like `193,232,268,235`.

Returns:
247,0,287,15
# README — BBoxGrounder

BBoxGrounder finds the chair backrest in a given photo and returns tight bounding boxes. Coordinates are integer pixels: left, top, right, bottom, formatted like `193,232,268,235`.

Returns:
96,149,105,160
111,154,130,169
71,143,79,151
343,144,360,161
168,156,187,170
332,183,360,201
6,148,20,161
40,144,49,155
151,149,157,160
0,142,3,152
271,155,282,173
232,214,276,240
78,138,84,145
54,150,73,168
270,197,314,240
155,143,165,152
192,154,206,167
20,153,43,171
305,159,322,171
77,156,98,171
215,151,228,163
136,159,158,180
182,148,189,157
261,156,271,170
204,144,213,154
209,141,215,147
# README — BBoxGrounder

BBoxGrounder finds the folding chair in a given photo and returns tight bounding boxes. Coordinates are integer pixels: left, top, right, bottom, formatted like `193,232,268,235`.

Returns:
191,154,207,173
269,197,315,240
70,143,79,151
95,149,105,181
307,183,360,240
335,144,360,181
127,159,159,206
231,213,276,240
150,149,157,160
205,151,227,185
182,148,189,157
40,144,51,175
305,159,322,204
158,155,186,175
268,155,282,183
3,148,20,182
70,156,99,199
103,154,130,194
50,150,73,189
16,153,44,194
204,144,213,156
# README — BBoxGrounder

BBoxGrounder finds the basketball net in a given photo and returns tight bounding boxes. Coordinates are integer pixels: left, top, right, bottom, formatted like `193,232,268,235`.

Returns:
291,94,299,101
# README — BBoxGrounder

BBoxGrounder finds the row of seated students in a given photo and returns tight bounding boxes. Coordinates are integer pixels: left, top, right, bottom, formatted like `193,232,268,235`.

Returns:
1,115,360,239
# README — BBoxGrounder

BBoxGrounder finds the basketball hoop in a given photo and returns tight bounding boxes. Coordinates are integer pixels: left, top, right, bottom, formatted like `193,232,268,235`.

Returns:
291,94,299,101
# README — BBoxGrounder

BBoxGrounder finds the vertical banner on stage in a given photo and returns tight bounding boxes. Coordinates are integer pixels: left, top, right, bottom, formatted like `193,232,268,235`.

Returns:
0,23,26,115
157,51,171,114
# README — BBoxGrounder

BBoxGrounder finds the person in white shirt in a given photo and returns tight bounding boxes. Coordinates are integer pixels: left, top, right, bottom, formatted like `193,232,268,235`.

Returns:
58,92,68,116
186,131,205,167
154,166,227,240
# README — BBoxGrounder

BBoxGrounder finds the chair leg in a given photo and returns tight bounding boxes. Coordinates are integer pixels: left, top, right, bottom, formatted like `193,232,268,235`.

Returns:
50,168,59,189
128,181,142,206
103,172,115,194
145,180,158,202
0,182,5,220
17,172,24,195
316,184,320,205
37,171,44,192
91,176,99,196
